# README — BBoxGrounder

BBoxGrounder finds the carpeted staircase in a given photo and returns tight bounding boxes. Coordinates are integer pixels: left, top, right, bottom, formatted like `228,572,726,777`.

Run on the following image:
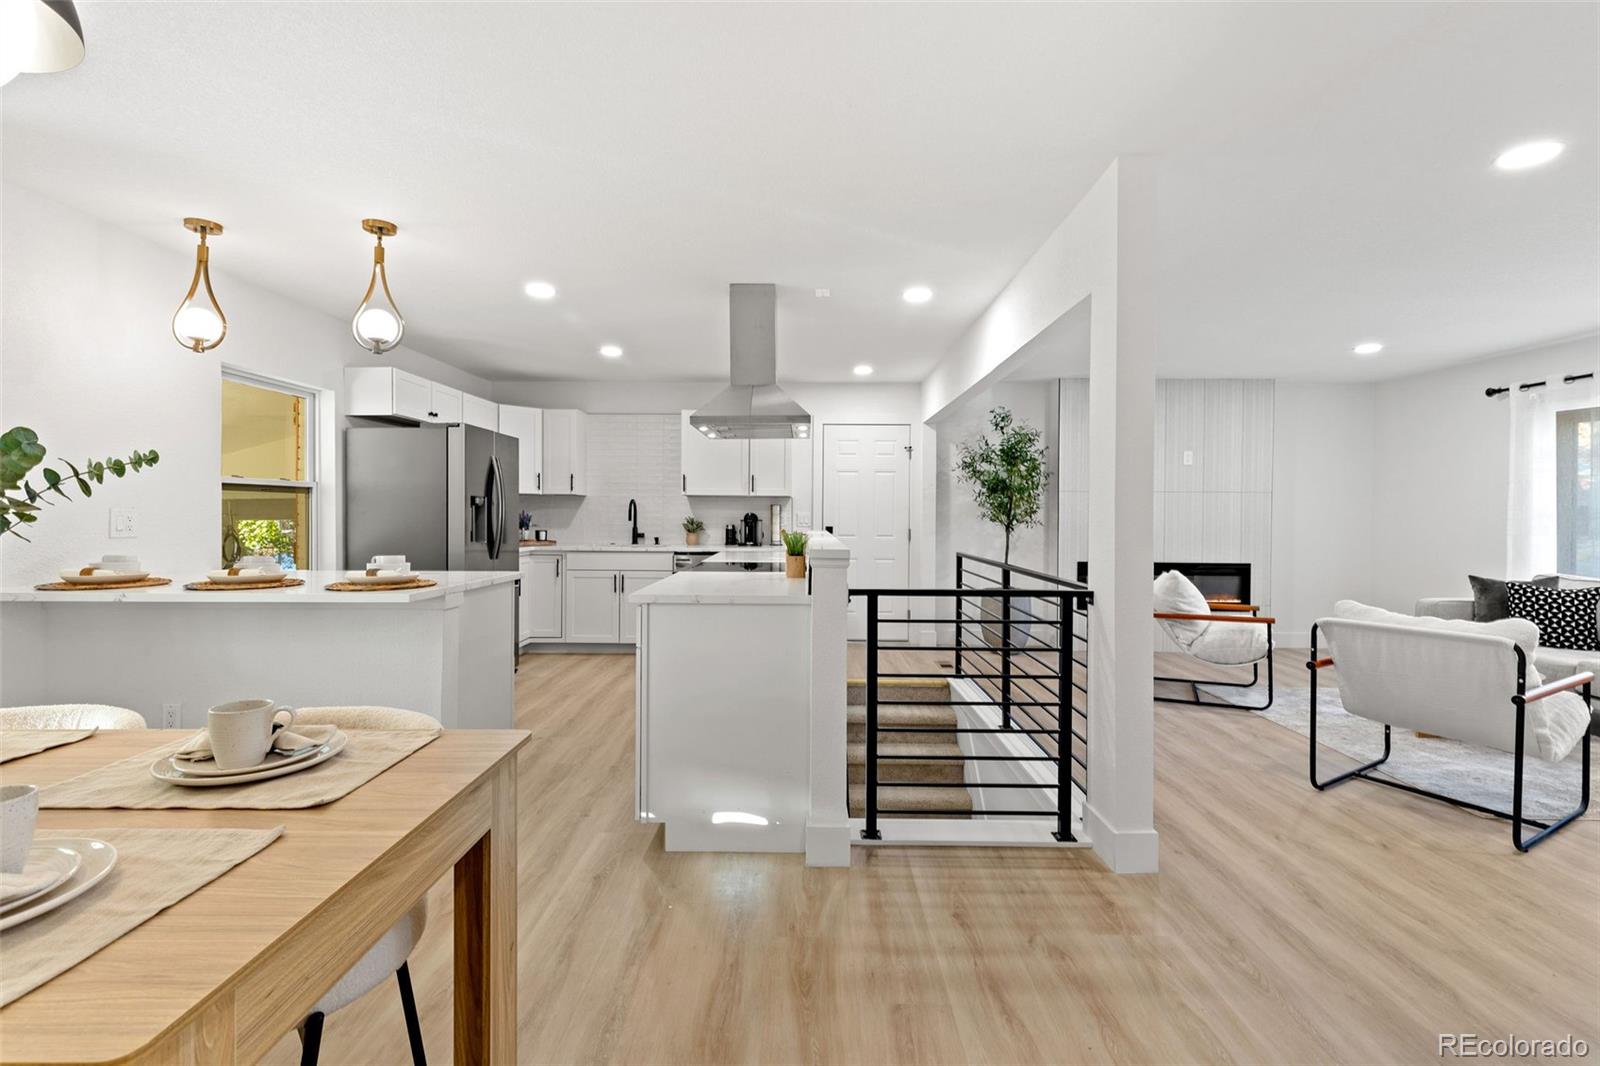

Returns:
847,678,972,818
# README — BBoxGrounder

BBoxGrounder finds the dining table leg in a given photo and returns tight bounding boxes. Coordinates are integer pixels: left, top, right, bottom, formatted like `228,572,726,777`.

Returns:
454,757,518,1064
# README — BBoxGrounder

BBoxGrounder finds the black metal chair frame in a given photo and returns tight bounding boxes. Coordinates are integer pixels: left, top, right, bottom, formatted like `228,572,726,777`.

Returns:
299,960,427,1066
1153,605,1276,711
1307,623,1594,853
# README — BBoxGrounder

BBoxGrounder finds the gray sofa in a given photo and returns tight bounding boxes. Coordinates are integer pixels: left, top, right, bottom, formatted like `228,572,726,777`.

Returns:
1417,577,1600,682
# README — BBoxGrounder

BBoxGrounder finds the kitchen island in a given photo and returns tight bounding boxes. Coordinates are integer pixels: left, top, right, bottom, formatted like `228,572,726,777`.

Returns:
630,536,852,865
0,570,518,729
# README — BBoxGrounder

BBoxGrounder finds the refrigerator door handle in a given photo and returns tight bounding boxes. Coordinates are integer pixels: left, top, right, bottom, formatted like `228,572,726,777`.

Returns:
491,455,507,560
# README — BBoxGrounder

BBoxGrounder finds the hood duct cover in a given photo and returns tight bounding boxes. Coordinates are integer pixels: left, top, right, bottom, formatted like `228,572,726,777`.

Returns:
690,284,811,440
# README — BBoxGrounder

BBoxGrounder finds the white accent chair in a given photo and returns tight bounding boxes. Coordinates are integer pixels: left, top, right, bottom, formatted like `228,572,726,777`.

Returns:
1310,602,1593,852
0,705,146,729
1152,570,1276,710
291,706,439,1066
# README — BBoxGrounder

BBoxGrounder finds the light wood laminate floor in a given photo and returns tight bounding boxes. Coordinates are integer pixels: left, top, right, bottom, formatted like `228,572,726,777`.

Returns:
261,648,1598,1065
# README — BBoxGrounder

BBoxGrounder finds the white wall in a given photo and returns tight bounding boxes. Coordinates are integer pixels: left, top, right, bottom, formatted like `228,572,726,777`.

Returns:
0,183,491,585
1371,332,1599,613
1270,382,1377,644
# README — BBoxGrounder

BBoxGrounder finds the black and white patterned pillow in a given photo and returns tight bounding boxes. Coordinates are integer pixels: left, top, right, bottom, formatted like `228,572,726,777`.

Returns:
1505,581,1600,651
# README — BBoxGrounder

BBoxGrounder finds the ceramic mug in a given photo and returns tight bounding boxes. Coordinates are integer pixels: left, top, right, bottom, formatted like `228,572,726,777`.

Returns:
236,554,283,574
0,784,39,874
368,554,410,572
208,699,296,771
100,554,141,572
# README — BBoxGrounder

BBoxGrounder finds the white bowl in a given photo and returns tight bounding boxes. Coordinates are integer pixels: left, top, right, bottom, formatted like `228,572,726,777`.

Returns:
99,554,141,571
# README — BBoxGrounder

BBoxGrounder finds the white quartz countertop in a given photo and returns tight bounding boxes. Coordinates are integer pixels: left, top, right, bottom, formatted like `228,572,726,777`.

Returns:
0,570,519,605
518,542,725,554
628,534,848,607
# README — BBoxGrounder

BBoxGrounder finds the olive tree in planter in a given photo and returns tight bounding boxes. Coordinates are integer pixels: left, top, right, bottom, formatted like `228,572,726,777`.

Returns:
954,406,1049,649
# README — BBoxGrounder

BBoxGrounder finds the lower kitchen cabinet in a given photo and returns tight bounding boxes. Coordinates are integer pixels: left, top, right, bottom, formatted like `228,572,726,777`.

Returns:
618,570,669,643
518,553,563,642
564,569,621,643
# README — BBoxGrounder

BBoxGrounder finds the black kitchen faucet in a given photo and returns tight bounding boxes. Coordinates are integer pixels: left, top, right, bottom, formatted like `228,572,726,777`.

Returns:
628,499,644,544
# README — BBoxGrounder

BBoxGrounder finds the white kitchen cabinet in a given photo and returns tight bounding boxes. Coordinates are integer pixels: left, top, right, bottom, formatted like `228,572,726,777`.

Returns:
429,382,463,424
749,439,791,496
499,405,545,493
519,553,563,642
347,367,434,422
618,570,669,643
543,409,588,494
565,568,620,642
680,410,748,495
462,392,499,431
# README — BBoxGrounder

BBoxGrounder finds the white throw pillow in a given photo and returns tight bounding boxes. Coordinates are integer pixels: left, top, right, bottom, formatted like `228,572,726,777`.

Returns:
1154,570,1212,647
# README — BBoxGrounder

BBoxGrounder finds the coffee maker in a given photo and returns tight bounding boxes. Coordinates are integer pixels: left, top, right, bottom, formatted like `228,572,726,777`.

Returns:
740,512,761,546
724,523,739,545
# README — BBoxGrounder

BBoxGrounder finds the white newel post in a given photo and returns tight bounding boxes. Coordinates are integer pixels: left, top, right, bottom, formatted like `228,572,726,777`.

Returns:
805,535,853,867
1084,158,1159,874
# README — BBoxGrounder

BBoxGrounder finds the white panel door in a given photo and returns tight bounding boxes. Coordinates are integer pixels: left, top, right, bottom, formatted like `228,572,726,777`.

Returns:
748,439,791,496
823,425,910,641
499,406,544,493
522,554,563,640
565,569,620,642
544,409,582,494
391,370,433,422
429,383,464,424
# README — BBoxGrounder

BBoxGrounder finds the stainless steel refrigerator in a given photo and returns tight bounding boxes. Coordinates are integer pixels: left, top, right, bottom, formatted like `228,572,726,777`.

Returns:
344,424,520,572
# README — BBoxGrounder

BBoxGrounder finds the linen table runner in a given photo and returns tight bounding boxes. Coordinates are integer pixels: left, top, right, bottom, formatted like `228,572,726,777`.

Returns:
35,730,438,810
0,825,283,1006
0,730,96,764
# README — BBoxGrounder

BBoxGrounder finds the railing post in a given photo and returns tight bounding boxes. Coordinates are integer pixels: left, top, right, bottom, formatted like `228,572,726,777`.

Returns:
1000,568,1013,730
954,556,964,679
862,592,881,841
1055,592,1075,842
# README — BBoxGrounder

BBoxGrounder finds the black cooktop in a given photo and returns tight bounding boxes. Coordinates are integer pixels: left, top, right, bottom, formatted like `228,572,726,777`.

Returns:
694,561,783,573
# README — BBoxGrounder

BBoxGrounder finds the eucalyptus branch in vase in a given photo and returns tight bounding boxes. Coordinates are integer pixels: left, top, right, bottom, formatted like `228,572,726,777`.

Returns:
0,427,160,540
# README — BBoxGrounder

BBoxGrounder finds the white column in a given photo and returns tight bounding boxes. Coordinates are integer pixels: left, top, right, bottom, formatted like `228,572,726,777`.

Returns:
805,535,852,866
1083,158,1159,873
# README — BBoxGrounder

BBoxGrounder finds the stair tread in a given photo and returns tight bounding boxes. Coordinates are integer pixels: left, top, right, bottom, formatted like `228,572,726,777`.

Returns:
846,740,964,762
848,783,972,817
846,704,957,727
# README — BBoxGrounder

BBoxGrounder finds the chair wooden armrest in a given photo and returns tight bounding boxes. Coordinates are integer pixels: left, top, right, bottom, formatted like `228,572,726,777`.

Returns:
1309,657,1335,670
1517,671,1595,704
1154,612,1276,625
1206,601,1259,612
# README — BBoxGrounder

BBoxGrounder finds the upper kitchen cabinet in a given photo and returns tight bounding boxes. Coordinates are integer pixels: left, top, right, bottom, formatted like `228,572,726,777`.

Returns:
680,410,747,495
462,392,498,431
499,405,545,493
345,366,489,427
542,408,588,495
680,411,791,496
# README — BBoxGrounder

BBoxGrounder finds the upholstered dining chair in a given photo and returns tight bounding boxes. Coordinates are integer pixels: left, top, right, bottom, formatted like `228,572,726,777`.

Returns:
290,706,439,1066
1152,570,1276,710
0,705,146,729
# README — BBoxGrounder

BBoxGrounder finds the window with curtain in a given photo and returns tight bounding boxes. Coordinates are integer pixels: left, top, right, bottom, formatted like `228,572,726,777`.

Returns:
1556,406,1598,577
221,374,315,569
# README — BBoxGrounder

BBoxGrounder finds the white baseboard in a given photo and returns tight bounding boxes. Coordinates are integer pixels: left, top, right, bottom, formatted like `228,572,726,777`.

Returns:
1083,804,1159,873
805,821,853,866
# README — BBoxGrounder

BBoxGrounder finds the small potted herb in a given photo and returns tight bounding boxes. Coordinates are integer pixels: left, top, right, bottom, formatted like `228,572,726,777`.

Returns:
519,510,533,538
781,529,808,579
682,515,705,546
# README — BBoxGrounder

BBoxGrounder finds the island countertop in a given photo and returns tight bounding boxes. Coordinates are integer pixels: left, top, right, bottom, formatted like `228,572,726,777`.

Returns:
627,535,848,607
0,569,519,605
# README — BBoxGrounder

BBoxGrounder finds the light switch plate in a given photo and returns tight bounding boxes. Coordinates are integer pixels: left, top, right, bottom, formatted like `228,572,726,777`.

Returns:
1182,450,1194,467
109,507,137,538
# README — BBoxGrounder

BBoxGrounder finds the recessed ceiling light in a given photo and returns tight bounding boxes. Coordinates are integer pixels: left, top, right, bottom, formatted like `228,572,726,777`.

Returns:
1352,341,1384,356
902,285,933,304
523,280,557,300
1494,140,1565,171
598,344,623,358
853,364,874,376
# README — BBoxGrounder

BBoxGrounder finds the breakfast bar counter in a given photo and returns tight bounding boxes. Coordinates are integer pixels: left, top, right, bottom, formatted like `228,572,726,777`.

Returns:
0,572,519,730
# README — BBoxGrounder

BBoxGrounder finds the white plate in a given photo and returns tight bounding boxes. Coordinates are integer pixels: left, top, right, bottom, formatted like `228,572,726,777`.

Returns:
0,838,117,932
341,570,415,586
164,733,335,778
151,730,349,787
0,845,82,913
204,569,287,585
57,570,150,585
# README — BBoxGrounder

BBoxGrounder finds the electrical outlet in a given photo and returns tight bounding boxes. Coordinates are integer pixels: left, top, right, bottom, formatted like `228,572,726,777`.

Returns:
1182,450,1194,467
161,703,180,729
110,507,138,538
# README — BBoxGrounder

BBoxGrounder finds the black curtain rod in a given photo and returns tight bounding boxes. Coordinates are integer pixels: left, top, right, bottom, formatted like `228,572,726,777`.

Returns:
1485,371,1595,398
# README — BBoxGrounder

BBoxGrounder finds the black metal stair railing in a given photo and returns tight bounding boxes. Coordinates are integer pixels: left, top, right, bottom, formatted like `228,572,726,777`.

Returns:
854,553,1092,843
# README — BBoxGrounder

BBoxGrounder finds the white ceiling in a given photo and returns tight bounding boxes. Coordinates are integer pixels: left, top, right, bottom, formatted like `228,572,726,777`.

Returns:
3,2,1595,385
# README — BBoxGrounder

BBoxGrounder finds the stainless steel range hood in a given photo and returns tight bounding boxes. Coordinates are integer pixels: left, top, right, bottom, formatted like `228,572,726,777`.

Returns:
689,283,811,440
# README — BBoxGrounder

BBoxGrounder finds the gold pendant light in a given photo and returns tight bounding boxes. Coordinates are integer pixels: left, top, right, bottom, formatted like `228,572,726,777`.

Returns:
171,218,227,353
351,218,405,354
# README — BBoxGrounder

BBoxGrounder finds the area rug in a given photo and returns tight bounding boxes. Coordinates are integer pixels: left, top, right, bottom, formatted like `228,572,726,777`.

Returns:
1194,681,1592,821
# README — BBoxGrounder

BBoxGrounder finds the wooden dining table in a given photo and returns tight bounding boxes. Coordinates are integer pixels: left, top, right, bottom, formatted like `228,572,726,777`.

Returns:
0,728,528,1065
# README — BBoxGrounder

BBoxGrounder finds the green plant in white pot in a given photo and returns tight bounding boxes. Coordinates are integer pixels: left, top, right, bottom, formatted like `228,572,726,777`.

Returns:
955,406,1048,647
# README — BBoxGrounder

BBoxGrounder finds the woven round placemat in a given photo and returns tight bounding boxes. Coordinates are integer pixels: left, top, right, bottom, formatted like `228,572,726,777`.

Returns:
33,577,173,591
183,578,306,591
323,578,439,592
